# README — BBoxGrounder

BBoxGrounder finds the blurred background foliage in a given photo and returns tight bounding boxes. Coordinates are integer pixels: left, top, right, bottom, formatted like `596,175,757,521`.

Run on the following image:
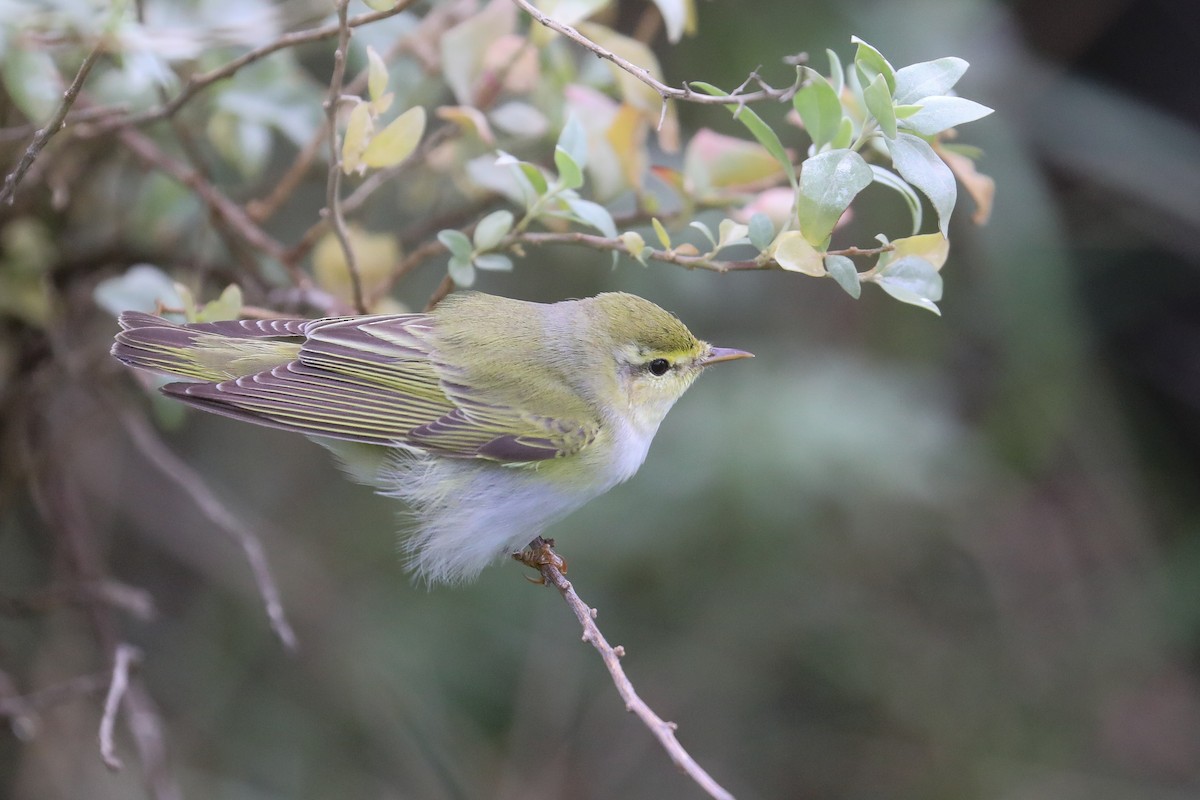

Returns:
2,0,1200,798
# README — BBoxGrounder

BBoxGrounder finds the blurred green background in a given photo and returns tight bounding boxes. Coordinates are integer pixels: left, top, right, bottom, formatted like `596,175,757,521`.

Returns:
3,0,1200,798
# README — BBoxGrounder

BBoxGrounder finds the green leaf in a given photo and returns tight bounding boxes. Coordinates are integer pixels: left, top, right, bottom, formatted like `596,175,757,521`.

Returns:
900,96,993,136
748,213,775,251
650,0,689,43
796,149,873,245
448,255,476,287
438,229,474,260
773,231,825,276
473,210,514,251
824,254,861,298
691,81,797,189
196,284,244,322
361,105,426,168
554,147,584,190
366,46,389,103
827,48,845,95
556,113,588,169
473,253,513,272
886,133,956,237
863,73,897,139
3,46,61,121
689,221,716,249
565,197,617,238
341,101,373,175
93,264,182,316
851,36,895,94
870,165,923,235
793,69,843,151
872,255,943,314
893,57,968,105
831,117,854,150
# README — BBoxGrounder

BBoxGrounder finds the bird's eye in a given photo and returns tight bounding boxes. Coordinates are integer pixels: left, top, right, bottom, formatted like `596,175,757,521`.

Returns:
647,358,671,376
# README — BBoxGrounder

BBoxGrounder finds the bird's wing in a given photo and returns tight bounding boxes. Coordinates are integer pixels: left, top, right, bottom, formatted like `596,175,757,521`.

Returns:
161,314,596,462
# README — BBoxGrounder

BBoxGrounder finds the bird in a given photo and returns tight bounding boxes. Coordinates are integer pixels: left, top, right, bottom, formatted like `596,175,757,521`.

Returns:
111,291,752,583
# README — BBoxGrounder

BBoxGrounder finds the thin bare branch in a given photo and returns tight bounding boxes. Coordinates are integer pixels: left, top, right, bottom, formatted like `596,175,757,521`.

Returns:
0,38,106,204
99,644,141,771
321,0,367,314
115,406,298,651
515,539,736,800
0,671,109,722
511,0,798,111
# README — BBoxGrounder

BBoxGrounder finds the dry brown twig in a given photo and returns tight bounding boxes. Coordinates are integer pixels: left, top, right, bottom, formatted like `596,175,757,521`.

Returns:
515,538,736,800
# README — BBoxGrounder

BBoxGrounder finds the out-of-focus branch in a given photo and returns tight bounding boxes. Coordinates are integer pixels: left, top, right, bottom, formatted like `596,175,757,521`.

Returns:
79,2,419,137
115,405,298,651
511,0,799,119
99,644,141,771
0,38,106,204
515,538,736,800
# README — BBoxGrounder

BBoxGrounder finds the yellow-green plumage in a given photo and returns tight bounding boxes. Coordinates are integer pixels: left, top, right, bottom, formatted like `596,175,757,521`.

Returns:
112,292,750,582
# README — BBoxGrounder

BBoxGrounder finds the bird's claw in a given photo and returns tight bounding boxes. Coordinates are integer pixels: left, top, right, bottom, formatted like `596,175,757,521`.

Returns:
513,536,567,583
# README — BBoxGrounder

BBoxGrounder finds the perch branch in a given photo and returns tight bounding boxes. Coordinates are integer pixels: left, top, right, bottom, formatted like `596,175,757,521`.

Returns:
515,538,735,800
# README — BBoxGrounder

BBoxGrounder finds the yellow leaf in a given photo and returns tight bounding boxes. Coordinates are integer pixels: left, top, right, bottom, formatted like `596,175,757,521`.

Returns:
313,226,400,306
888,232,949,271
366,46,389,103
362,106,427,169
341,102,373,175
651,217,671,249
605,103,648,191
620,231,646,262
773,231,825,276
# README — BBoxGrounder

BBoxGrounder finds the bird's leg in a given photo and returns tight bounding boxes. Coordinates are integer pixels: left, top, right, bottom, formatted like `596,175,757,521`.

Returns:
513,536,568,583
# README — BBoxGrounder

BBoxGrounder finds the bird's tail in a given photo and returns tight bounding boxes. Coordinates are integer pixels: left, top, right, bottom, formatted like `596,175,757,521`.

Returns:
111,312,308,382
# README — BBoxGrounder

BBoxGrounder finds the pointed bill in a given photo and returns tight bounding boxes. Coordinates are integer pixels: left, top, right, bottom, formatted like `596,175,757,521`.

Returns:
700,346,754,366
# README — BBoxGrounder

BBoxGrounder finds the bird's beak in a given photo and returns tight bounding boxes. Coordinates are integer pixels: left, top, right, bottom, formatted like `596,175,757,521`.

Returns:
700,346,754,367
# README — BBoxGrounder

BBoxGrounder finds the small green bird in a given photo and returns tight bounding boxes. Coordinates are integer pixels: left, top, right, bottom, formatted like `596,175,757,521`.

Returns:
112,291,751,583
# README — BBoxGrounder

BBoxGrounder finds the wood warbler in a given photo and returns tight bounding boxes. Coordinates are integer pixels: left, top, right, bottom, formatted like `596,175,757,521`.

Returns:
112,292,751,583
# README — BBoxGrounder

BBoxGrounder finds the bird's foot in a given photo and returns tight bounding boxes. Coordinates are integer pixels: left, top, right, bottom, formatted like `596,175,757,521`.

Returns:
513,536,567,584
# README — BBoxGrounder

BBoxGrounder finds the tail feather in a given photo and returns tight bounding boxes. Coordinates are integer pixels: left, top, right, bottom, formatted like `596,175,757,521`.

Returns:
111,312,307,382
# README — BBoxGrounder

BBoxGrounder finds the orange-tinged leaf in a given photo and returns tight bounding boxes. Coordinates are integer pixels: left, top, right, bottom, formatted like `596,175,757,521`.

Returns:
577,22,679,152
362,106,427,169
936,142,995,225
436,105,495,145
605,103,649,191
683,128,787,196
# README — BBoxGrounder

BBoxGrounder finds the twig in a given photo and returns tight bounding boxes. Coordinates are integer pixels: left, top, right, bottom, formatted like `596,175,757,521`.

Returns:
515,538,736,800
424,274,454,310
99,643,141,771
511,0,798,113
115,405,298,651
321,0,366,314
79,2,418,137
0,670,109,722
0,38,106,204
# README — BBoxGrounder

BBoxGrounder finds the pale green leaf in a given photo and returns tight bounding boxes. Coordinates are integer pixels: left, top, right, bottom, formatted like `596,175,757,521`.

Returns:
554,147,584,190
827,48,845,95
196,284,244,322
851,36,895,94
341,101,372,175
831,117,854,150
448,255,476,287
748,213,775,251
93,264,182,316
650,0,688,42
793,68,843,151
886,133,956,237
473,210,514,251
893,57,968,105
900,96,993,136
438,229,474,260
870,165,923,234
824,254,861,298
872,255,943,314
620,231,647,263
796,149,873,245
863,73,897,139
473,253,513,272
565,197,617,238
689,221,716,249
556,113,588,169
362,106,426,168
773,231,825,276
